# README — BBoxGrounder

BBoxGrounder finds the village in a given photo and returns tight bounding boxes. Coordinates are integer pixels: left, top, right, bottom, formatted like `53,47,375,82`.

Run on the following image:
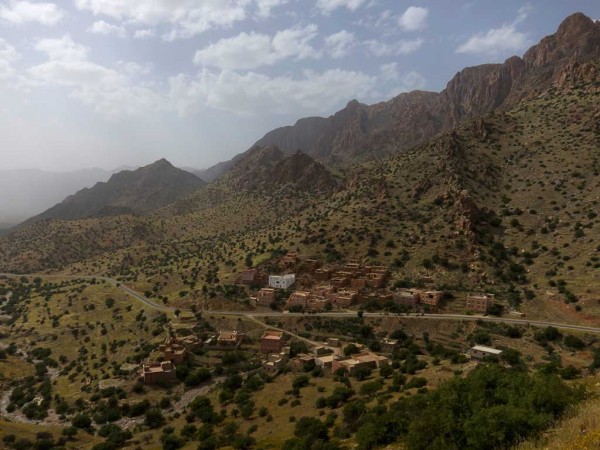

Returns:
140,326,504,386
140,251,501,385
241,251,497,315
139,251,505,386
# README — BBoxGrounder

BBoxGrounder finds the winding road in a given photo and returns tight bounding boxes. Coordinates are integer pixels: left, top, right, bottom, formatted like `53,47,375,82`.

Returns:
2,272,600,334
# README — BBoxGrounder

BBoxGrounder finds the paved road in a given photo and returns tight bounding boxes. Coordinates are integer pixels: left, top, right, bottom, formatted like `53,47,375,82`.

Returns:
3,272,600,334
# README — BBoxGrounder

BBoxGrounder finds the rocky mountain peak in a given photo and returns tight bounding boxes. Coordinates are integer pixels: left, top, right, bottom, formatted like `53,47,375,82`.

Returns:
524,12,600,67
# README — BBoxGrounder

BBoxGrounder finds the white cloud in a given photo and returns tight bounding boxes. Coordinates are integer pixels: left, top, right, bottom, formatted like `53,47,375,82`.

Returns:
0,0,63,25
378,64,426,96
255,0,286,18
365,38,423,56
75,0,252,40
133,28,155,39
34,35,88,61
325,30,355,58
456,25,528,55
29,35,160,117
316,0,367,15
116,61,152,77
88,20,127,37
169,67,377,116
379,62,399,81
456,6,532,56
193,24,320,70
398,6,428,31
0,38,19,80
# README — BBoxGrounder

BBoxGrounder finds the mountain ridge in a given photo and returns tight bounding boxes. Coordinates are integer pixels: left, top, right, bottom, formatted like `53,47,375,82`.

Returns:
197,12,600,182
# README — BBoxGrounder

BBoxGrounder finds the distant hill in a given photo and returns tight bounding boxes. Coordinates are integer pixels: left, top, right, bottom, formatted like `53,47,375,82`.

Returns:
198,13,600,182
0,167,117,224
19,159,205,226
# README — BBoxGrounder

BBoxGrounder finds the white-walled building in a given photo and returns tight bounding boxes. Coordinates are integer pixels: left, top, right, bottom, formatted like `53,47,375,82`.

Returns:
469,345,503,360
269,274,296,289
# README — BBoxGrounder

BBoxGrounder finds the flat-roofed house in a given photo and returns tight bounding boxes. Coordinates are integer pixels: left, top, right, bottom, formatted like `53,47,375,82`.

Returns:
314,354,338,373
241,268,259,286
280,251,299,268
393,290,419,309
286,291,311,309
307,297,330,310
269,274,296,289
466,293,494,314
260,330,284,354
141,361,176,385
419,290,443,310
257,288,276,306
331,351,390,375
314,268,332,282
217,330,244,348
160,338,188,364
469,345,503,360
327,289,357,307
179,335,203,352
264,350,289,373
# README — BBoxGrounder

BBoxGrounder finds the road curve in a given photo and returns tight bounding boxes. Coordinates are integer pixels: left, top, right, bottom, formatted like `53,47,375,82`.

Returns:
2,272,600,334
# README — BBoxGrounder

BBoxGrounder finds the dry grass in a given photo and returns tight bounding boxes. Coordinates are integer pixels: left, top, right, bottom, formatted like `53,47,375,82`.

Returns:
517,398,600,450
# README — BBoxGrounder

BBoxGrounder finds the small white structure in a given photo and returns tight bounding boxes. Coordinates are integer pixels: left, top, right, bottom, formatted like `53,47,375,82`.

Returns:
269,274,296,289
469,345,503,360
264,348,290,373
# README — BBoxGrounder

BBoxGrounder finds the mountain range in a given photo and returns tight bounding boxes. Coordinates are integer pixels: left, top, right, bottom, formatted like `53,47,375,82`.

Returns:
197,12,600,181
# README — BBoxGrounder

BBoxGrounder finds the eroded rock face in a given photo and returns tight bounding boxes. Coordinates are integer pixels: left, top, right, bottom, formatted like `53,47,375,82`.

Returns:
524,13,600,68
202,13,600,181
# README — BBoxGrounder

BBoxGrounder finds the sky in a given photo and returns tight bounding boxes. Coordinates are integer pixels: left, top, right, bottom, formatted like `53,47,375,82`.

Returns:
0,0,598,172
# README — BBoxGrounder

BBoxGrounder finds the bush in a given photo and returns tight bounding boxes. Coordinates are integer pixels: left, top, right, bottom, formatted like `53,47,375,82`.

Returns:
144,408,165,428
353,366,372,381
404,377,427,390
354,364,583,450
563,335,585,351
72,414,92,430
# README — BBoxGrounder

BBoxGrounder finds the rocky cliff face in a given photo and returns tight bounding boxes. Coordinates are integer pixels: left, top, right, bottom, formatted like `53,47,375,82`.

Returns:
524,13,600,68
200,13,599,181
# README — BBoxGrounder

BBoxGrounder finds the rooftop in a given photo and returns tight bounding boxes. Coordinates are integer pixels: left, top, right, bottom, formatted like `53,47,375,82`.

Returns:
471,345,503,355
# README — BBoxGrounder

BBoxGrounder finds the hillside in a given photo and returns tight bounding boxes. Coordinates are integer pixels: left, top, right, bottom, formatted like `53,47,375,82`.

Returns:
0,14,598,325
0,59,597,325
199,13,600,182
222,146,339,193
18,159,205,225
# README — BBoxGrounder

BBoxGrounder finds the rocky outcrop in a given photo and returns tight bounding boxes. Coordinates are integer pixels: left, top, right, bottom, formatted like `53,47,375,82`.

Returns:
524,13,600,68
224,146,337,194
271,151,338,193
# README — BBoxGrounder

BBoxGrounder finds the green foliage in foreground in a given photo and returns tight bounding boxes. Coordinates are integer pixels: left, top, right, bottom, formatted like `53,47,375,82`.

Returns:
353,364,583,450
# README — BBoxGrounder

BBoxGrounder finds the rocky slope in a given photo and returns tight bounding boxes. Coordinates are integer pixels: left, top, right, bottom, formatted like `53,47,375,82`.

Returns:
223,146,338,193
19,159,205,225
199,13,600,181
